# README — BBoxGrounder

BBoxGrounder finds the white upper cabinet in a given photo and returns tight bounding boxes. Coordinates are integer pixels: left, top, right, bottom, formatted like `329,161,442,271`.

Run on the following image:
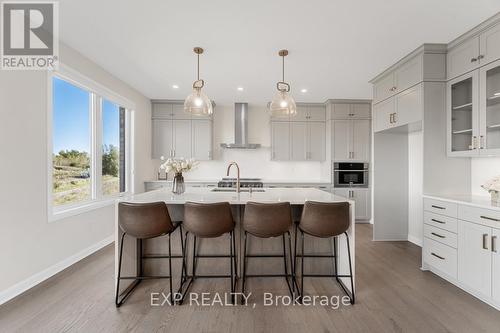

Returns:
394,55,423,95
447,21,500,80
479,58,500,155
331,103,371,119
271,121,290,161
351,119,371,161
394,83,423,126
192,120,212,161
333,119,351,160
152,101,214,160
447,37,481,80
373,73,396,104
480,22,500,65
291,104,326,121
308,122,326,161
290,122,308,160
172,120,192,158
152,119,174,159
373,98,395,133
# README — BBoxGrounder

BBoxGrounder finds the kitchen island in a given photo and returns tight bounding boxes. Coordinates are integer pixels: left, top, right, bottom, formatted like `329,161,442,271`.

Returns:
115,187,355,299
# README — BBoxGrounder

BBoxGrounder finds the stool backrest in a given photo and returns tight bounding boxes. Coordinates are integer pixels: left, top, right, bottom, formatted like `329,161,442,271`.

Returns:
184,202,234,237
118,202,174,239
243,202,292,237
300,201,350,237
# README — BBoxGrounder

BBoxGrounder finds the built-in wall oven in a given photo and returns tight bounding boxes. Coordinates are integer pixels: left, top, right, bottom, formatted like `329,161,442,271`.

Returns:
334,162,369,188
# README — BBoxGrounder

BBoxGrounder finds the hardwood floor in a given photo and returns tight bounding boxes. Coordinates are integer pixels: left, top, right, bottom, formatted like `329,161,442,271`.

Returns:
1,224,500,333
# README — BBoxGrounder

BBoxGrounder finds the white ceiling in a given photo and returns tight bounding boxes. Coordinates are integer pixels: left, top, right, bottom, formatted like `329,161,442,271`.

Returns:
58,0,500,104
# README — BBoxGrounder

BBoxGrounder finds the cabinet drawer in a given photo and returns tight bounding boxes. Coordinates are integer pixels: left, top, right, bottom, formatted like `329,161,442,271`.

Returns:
424,198,458,218
423,238,457,279
373,73,395,104
424,224,458,249
373,98,395,132
424,211,458,233
458,204,500,227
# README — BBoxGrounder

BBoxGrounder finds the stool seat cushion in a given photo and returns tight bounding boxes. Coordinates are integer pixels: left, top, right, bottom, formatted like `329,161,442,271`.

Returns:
184,202,235,238
243,202,292,238
118,202,174,239
299,201,350,238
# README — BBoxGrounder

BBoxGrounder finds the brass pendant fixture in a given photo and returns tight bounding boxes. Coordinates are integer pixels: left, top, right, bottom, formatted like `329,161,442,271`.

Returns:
269,49,296,117
184,47,213,116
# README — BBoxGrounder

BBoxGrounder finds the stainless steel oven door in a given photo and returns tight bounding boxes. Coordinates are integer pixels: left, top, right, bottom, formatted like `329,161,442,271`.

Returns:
334,170,368,187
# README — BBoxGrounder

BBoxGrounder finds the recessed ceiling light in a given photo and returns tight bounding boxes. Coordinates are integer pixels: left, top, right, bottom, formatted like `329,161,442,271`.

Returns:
172,84,179,89
237,87,244,91
301,88,308,93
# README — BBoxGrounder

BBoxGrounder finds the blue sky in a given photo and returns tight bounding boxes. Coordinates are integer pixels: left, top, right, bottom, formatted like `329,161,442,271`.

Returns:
53,77,119,154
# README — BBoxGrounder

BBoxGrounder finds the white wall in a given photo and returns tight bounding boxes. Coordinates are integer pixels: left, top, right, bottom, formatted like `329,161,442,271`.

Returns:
471,157,500,196
153,103,332,182
408,130,423,246
0,43,153,303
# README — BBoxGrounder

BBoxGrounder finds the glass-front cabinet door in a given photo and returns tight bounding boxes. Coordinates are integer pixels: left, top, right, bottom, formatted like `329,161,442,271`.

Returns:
448,71,479,156
480,59,500,155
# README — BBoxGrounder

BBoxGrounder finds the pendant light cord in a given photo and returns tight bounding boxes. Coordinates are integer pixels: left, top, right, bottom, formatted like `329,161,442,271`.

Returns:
197,53,200,81
282,55,285,82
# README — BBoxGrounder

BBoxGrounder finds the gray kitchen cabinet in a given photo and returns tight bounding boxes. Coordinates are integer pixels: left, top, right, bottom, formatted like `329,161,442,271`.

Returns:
331,103,371,120
291,104,326,122
447,21,500,80
191,120,213,160
308,122,326,161
333,119,350,160
152,101,214,160
271,120,325,161
332,119,370,161
447,37,480,80
152,119,174,159
290,122,308,160
334,188,370,221
271,121,290,161
373,73,396,104
172,119,192,159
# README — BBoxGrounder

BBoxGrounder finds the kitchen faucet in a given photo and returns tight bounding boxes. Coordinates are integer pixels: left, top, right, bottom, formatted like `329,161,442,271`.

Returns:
226,162,240,193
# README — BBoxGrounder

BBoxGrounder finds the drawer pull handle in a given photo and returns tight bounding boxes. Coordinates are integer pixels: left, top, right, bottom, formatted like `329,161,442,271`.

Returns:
431,218,445,224
483,234,489,250
493,236,497,253
431,232,445,239
480,215,500,222
431,252,445,260
431,205,445,210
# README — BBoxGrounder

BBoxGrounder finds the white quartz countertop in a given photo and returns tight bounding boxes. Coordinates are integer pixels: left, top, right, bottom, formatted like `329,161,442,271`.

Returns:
424,194,500,211
145,179,332,185
121,187,350,205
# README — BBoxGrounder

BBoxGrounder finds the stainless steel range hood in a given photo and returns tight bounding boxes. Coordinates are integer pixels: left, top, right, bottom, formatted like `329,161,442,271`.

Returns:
220,103,261,149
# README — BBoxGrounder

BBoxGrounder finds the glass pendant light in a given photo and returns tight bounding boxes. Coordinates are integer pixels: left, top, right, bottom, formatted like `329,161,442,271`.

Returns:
269,49,297,117
184,47,213,116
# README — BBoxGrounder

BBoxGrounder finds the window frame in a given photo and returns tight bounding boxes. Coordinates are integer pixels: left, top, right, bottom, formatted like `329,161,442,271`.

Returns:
47,64,135,222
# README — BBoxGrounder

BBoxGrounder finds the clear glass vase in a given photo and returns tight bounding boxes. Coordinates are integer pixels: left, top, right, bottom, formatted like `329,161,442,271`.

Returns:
491,191,500,204
172,172,185,194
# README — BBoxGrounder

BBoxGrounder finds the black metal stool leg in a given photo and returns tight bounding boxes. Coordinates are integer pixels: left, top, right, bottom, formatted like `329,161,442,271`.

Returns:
192,235,197,280
287,231,295,294
115,232,126,307
333,236,340,283
241,231,248,302
294,224,299,292
282,234,293,296
345,232,355,304
168,233,173,304
300,230,305,300
229,231,235,304
232,230,238,279
179,225,187,285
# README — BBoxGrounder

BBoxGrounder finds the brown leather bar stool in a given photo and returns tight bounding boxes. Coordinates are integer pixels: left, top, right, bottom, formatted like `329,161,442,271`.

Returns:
242,202,295,299
115,202,186,307
295,201,355,304
180,202,237,304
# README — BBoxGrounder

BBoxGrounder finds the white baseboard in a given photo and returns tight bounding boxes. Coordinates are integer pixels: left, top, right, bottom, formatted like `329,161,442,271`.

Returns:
0,235,114,306
407,235,423,247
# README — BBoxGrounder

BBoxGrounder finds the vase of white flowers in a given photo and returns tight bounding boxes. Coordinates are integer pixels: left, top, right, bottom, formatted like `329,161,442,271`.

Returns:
159,158,198,194
481,176,500,204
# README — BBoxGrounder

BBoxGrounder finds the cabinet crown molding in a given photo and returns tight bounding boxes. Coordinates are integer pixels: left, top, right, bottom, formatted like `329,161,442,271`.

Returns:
447,11,500,50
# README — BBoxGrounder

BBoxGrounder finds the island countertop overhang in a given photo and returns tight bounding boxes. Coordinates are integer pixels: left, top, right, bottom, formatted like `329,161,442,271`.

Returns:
118,187,354,205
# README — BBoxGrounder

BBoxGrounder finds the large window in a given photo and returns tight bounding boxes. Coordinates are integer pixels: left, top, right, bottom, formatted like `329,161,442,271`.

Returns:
50,73,132,215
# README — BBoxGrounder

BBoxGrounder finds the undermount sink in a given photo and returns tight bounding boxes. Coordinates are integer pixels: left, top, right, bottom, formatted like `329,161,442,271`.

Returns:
211,188,265,193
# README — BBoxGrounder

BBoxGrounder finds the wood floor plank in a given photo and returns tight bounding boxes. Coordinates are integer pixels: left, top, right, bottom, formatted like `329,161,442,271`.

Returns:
1,224,500,333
